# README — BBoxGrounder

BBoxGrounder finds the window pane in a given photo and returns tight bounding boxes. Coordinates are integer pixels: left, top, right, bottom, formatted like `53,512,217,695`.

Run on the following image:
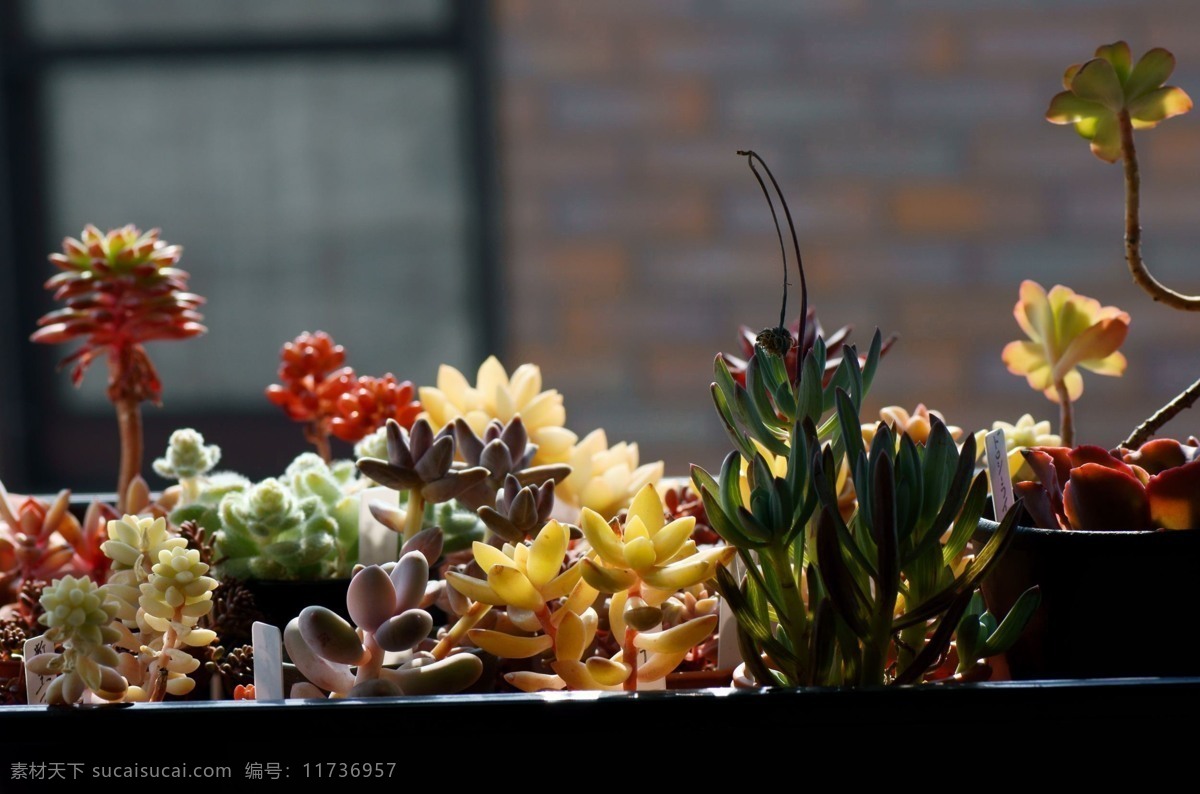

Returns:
43,57,475,413
28,0,449,40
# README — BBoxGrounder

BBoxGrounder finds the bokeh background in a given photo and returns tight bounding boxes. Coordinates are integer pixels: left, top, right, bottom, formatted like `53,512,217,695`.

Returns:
2,0,1199,492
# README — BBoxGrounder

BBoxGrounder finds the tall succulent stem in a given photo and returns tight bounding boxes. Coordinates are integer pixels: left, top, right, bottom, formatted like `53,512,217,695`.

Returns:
1118,109,1200,445
1055,381,1075,448
1118,110,1200,311
115,395,142,514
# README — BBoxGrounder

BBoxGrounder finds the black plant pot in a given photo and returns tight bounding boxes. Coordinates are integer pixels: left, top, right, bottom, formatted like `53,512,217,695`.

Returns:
975,519,1200,679
240,577,352,629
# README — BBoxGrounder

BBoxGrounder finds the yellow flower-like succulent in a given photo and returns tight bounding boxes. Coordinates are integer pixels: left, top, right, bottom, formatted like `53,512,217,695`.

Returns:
1001,280,1129,404
445,520,590,617
556,429,665,519
418,356,577,465
973,414,1062,479
862,404,963,447
1046,42,1192,163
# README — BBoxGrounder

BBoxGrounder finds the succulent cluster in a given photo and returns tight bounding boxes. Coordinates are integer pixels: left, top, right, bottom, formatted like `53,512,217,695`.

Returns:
285,546,481,698
101,514,217,700
153,428,222,506
266,330,421,461
691,152,1033,687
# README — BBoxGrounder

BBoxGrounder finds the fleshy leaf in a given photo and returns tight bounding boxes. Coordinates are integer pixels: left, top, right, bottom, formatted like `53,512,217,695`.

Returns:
1123,47,1176,102
1071,58,1124,111
1146,458,1200,530
1062,463,1152,530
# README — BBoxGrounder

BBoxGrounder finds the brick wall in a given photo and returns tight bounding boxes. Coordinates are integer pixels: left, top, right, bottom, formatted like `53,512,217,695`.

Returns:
495,0,1200,474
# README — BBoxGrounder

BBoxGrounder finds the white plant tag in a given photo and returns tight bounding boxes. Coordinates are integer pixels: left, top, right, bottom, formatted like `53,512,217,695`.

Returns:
986,428,1015,519
252,621,284,701
717,557,745,671
358,486,399,566
23,635,55,705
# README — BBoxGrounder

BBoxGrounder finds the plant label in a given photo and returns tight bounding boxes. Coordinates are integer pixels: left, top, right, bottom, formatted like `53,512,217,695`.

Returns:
358,486,399,566
986,428,1015,518
23,635,54,705
717,556,745,670
252,621,284,701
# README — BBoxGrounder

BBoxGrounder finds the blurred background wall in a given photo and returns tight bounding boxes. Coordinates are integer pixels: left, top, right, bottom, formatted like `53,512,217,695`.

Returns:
2,0,1199,491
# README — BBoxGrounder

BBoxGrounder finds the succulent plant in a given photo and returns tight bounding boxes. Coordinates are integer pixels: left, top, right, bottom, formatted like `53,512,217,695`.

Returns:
862,404,964,447
575,485,732,690
452,416,571,511
357,418,488,543
214,476,349,581
721,309,896,390
367,492,485,555
265,331,350,461
555,429,664,520
694,151,1033,687
419,357,577,466
1015,441,1200,531
1001,281,1129,447
973,414,1062,481
25,575,128,704
30,225,206,511
205,643,254,691
284,552,481,698
330,374,422,444
152,428,221,506
443,520,622,692
0,486,97,606
477,475,556,544
1047,44,1200,449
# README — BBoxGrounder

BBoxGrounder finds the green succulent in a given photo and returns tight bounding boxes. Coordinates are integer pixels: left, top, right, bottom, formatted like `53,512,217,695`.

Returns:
694,152,1033,687
1046,41,1192,163
152,428,221,505
215,477,347,581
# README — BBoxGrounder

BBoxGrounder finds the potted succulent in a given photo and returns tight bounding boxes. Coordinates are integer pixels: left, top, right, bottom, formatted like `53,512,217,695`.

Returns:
976,41,1200,679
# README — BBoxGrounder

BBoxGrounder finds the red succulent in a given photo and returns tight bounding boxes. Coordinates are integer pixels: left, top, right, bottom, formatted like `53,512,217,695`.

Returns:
329,374,422,443
266,330,422,458
30,225,206,509
31,225,205,404
0,488,105,608
1015,440,1200,530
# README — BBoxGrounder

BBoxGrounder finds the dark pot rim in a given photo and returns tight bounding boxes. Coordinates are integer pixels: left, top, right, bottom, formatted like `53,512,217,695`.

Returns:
976,517,1200,545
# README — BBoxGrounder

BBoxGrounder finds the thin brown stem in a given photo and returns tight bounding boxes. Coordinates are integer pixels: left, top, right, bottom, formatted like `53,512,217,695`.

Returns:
115,397,142,514
1123,375,1200,449
308,423,333,463
1056,381,1075,448
1119,110,1200,310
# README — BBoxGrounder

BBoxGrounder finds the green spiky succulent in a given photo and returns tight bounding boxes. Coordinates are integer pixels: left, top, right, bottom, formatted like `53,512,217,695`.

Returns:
693,152,1033,687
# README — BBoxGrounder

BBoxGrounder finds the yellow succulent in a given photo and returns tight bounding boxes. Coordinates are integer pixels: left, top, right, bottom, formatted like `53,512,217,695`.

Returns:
973,414,1062,479
418,356,577,465
445,520,611,689
556,429,665,519
862,404,963,447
